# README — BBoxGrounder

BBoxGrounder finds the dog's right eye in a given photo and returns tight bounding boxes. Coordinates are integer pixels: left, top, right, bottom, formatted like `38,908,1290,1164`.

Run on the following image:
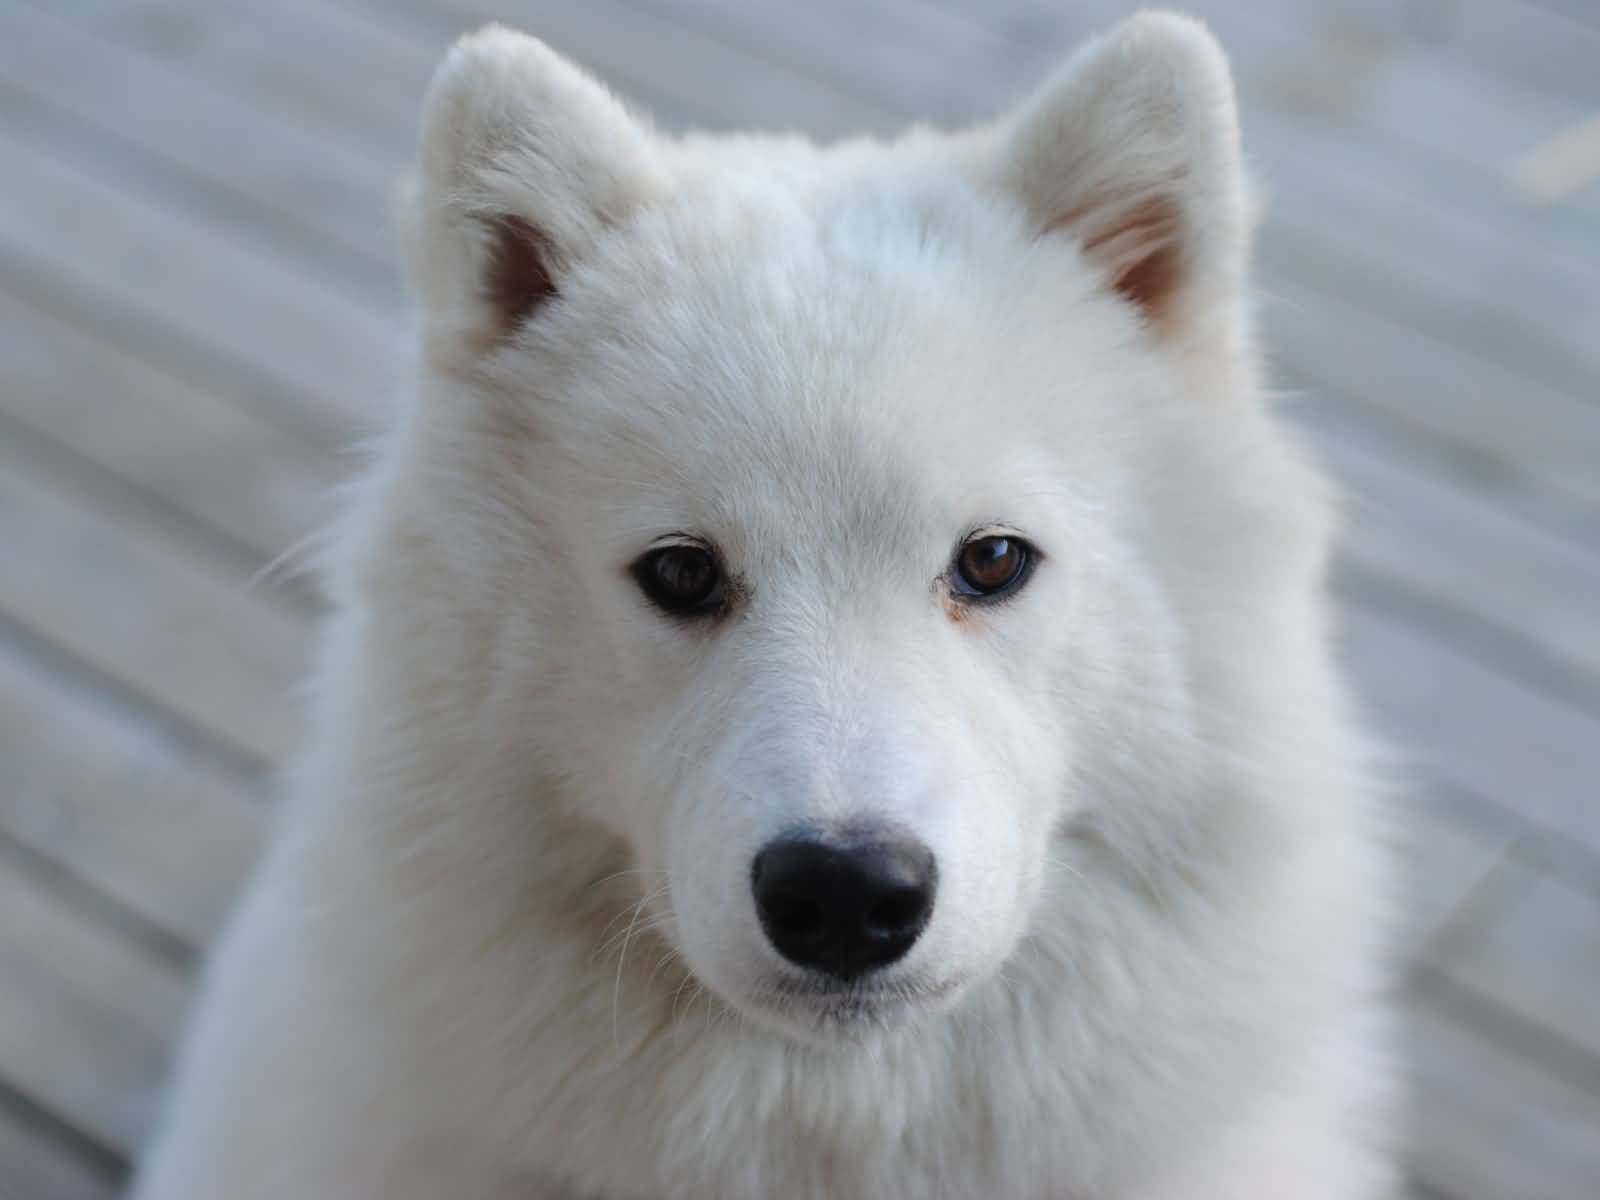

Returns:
631,545,727,617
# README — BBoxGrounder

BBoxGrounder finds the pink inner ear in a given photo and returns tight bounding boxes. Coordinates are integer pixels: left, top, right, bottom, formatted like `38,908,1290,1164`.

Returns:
1078,195,1184,321
484,215,559,337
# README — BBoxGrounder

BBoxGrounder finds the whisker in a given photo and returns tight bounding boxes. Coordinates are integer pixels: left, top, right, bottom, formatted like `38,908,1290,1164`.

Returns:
645,947,683,993
611,891,655,1050
1044,855,1087,882
671,973,704,1027
594,883,672,961
584,866,671,895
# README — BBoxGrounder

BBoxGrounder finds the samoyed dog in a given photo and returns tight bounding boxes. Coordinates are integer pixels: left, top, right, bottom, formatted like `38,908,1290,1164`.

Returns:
133,11,1396,1198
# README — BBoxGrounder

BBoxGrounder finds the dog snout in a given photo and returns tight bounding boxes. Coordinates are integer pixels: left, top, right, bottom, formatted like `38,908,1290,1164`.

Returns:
751,833,937,979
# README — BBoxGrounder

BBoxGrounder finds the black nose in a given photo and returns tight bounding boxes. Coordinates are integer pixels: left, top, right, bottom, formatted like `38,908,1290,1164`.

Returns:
751,834,937,979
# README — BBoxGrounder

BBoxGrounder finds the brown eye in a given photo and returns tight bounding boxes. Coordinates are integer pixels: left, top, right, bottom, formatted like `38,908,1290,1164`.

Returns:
632,545,726,617
952,534,1033,599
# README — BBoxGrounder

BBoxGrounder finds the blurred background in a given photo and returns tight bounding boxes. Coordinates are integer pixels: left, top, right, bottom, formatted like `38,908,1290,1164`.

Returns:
1,0,1597,1197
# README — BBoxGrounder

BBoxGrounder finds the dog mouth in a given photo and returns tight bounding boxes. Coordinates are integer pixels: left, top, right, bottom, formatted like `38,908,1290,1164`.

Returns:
741,975,968,1037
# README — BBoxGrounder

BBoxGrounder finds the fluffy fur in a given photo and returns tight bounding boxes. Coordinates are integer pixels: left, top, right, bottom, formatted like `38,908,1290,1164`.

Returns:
133,12,1397,1198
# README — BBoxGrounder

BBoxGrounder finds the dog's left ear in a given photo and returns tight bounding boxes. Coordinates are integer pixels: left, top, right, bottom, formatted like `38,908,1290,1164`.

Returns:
998,12,1253,335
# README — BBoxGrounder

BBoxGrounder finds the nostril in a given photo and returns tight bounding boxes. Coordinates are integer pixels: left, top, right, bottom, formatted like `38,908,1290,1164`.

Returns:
865,886,930,937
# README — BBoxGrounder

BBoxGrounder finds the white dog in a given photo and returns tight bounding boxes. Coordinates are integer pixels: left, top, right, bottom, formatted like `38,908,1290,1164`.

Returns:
132,11,1396,1198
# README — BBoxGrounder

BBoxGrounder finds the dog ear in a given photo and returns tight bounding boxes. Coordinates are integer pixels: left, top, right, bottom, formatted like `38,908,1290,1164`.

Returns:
998,12,1253,333
408,26,668,356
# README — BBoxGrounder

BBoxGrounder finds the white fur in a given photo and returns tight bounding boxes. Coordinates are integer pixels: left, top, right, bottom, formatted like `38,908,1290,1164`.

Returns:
132,12,1397,1198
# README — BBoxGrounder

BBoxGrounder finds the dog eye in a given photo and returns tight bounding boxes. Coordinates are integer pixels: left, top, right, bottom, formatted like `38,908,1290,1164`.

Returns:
951,534,1033,599
632,545,726,617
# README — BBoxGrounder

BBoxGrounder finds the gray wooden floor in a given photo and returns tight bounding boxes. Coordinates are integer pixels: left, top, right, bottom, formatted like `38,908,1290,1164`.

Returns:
2,1,1598,1197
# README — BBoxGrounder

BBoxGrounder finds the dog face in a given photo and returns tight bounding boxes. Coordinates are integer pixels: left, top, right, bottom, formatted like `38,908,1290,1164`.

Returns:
494,204,1154,1039
379,17,1311,1042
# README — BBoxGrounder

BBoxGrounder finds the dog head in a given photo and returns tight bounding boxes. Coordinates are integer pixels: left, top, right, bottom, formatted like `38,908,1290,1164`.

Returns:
367,14,1325,1043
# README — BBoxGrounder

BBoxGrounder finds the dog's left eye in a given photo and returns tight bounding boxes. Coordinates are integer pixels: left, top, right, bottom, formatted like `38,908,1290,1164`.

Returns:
632,544,727,617
951,534,1034,600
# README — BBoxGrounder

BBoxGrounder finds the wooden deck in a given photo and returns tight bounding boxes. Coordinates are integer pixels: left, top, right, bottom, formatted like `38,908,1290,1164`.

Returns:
2,0,1597,1196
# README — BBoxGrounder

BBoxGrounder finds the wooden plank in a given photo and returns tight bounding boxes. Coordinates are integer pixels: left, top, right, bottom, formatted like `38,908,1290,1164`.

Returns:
1523,0,1600,33
1243,109,1600,309
0,853,189,1159
1319,431,1600,697
0,451,309,768
1240,0,1600,236
1319,25,1600,203
0,120,394,439
0,0,401,294
50,0,692,140
1214,0,1600,176
50,0,442,158
0,1095,119,1200
1257,210,1600,413
1399,792,1516,962
1445,862,1600,1066
1425,0,1600,109
0,637,266,950
1405,984,1600,1200
1248,141,1599,371
1266,279,1600,536
637,0,1005,123
47,0,882,148
0,286,337,566
1341,603,1600,856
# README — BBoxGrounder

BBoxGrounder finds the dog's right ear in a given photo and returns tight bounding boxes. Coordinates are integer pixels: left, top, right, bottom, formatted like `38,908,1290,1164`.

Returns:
408,26,667,359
